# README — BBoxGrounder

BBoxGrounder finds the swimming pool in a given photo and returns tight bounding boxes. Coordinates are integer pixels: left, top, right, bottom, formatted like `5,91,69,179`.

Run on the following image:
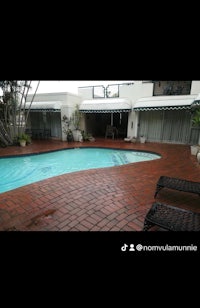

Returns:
0,147,161,193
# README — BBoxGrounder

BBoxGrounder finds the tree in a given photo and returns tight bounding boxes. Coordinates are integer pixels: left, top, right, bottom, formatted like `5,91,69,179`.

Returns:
70,104,82,130
0,80,40,147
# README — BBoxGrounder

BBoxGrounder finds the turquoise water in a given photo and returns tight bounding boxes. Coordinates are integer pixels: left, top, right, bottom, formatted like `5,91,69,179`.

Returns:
0,147,161,193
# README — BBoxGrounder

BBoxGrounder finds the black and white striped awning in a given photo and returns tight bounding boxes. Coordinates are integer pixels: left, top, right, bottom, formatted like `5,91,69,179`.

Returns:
191,93,200,108
79,98,131,113
133,95,197,111
25,101,62,112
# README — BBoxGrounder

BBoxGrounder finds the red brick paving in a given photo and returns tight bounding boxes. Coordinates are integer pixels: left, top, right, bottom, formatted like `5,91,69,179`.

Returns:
0,138,200,231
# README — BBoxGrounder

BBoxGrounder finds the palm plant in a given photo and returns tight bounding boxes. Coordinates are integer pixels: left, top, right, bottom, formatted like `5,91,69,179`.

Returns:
192,108,200,127
70,104,82,130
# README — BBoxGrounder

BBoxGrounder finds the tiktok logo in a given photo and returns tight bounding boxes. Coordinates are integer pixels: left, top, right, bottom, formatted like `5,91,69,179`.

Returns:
121,243,128,251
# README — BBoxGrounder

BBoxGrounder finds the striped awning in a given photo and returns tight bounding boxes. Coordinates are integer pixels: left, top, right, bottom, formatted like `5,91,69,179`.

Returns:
133,95,197,111
191,93,200,107
79,98,131,113
25,101,62,112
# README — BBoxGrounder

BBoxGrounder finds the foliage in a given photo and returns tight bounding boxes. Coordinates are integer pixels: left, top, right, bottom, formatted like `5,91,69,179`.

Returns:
0,80,40,147
192,108,200,127
70,104,82,130
62,115,74,141
18,133,31,144
62,115,71,135
81,130,92,141
65,128,73,136
13,133,31,146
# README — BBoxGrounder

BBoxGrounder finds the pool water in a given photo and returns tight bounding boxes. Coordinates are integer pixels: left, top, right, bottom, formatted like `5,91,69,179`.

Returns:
0,147,161,193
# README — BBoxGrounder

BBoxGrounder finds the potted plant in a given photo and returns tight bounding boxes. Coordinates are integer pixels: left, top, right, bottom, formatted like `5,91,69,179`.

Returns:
81,130,95,142
17,133,31,147
140,135,146,143
19,138,26,147
70,104,82,141
66,129,74,142
62,115,74,142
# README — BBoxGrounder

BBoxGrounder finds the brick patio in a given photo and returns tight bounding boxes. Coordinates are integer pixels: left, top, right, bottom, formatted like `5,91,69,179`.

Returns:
0,138,199,231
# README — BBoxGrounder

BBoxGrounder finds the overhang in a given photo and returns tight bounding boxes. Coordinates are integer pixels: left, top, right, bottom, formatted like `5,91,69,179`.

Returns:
25,101,62,112
191,93,200,107
133,95,197,111
79,98,131,113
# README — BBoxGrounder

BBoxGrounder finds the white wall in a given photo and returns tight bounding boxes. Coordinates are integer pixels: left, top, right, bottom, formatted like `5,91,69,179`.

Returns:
141,82,154,98
27,92,81,104
120,82,154,138
26,92,82,141
27,92,68,102
127,111,138,138
60,94,82,141
78,87,93,99
191,81,200,95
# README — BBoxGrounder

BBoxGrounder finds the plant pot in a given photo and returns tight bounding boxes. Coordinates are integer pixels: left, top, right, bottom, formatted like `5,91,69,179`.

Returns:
78,134,83,142
140,136,146,143
67,134,74,142
19,140,26,147
190,145,200,155
73,130,81,142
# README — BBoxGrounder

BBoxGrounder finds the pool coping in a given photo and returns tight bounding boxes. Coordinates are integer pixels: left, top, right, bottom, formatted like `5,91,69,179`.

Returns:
0,145,162,159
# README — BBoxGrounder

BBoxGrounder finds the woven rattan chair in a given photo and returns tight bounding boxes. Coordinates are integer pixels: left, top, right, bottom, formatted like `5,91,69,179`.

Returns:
154,176,200,198
143,202,200,231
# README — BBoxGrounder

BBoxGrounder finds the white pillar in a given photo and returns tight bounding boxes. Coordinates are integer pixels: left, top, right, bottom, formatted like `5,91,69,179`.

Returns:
111,113,113,126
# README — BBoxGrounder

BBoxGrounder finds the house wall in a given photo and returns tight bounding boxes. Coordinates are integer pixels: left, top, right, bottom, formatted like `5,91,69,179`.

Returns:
27,92,77,102
78,87,93,99
121,82,154,138
126,81,200,143
191,81,200,95
26,92,82,141
77,82,155,139
60,93,82,141
26,81,200,143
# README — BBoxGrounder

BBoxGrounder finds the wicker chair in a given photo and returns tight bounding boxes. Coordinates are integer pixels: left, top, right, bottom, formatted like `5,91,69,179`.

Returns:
143,202,200,231
154,176,200,198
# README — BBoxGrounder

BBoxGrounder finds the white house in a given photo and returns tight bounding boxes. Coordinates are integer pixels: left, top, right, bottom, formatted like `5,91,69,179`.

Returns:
25,92,81,141
25,80,200,144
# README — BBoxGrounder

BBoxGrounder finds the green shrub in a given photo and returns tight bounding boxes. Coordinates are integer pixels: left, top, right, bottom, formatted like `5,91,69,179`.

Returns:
16,133,32,145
